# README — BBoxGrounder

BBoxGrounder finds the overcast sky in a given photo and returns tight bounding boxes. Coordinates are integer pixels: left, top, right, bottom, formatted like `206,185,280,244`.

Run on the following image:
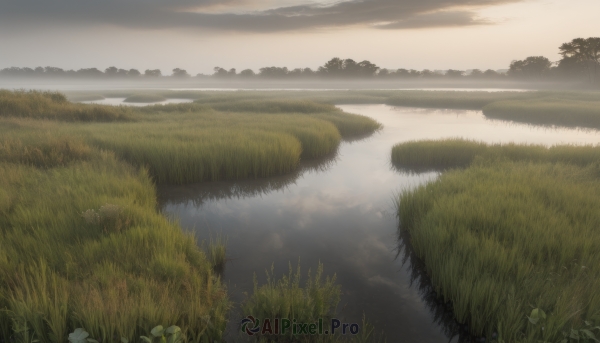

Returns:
0,0,598,74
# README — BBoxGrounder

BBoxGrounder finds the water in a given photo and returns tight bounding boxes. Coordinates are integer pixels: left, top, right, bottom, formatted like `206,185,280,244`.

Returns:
159,105,600,342
168,88,530,92
79,97,194,106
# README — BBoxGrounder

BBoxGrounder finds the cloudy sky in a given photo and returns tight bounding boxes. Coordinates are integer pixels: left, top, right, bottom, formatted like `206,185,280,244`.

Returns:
0,0,598,74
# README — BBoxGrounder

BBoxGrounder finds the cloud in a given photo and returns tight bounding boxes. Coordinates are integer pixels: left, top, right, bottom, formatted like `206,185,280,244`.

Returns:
0,0,523,32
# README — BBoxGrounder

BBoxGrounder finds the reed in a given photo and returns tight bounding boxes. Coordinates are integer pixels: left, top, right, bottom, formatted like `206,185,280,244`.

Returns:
396,147,600,342
0,90,131,121
385,91,530,109
391,139,600,172
483,98,600,129
0,149,229,342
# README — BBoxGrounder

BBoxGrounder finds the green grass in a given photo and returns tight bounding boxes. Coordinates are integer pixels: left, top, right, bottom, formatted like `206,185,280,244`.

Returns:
391,139,600,172
394,141,600,342
385,91,530,109
0,89,382,341
124,94,167,103
483,98,600,129
0,90,132,121
0,149,229,342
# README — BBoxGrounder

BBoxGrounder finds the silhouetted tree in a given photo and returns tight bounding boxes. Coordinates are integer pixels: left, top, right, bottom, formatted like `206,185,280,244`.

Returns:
445,70,464,78
259,67,289,78
508,56,551,79
127,69,141,77
559,37,600,82
239,69,255,77
172,68,190,78
144,69,162,77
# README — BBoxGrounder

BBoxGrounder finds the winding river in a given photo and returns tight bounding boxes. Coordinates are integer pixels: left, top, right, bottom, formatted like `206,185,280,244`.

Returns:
159,104,600,343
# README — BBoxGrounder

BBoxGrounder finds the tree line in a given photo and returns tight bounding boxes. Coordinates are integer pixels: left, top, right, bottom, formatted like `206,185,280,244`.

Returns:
1,37,598,83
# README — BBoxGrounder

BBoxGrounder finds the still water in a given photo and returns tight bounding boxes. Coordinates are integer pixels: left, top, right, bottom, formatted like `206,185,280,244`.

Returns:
159,105,600,342
79,97,194,106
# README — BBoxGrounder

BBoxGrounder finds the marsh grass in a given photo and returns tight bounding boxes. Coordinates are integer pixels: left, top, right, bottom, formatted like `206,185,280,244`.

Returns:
207,235,227,272
0,150,229,342
0,90,131,121
385,91,530,109
0,89,383,341
242,262,341,342
391,139,600,172
397,160,600,342
483,98,600,129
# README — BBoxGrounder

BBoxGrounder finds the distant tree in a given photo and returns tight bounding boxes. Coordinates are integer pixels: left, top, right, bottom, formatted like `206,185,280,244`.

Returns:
76,68,104,78
421,69,442,78
469,69,483,78
259,67,289,78
445,70,464,78
302,68,315,77
508,56,552,79
44,67,66,77
127,69,141,77
213,67,229,77
172,68,190,78
144,69,162,77
558,37,600,82
483,69,501,78
378,69,390,78
239,69,255,77
320,57,344,76
105,66,118,76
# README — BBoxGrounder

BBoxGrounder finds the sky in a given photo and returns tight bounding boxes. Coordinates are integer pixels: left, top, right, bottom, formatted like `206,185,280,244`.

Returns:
0,0,598,75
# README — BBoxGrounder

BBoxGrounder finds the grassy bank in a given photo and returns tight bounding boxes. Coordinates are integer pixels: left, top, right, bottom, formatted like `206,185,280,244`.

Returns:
391,139,600,172
66,88,600,130
0,90,382,341
394,142,600,342
0,148,229,342
483,98,600,129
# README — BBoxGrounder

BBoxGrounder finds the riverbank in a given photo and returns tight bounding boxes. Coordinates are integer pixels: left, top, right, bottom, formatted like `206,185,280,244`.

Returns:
0,90,381,341
394,140,600,342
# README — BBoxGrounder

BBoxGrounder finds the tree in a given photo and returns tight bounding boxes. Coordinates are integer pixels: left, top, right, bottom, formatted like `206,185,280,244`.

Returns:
559,37,600,82
144,69,162,77
239,69,255,77
259,67,289,78
127,69,141,77
172,68,190,78
445,70,464,78
508,56,552,79
320,57,344,76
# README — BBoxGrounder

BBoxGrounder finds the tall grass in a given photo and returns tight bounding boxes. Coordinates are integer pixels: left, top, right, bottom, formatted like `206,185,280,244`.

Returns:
391,139,600,172
0,90,131,121
385,91,530,109
0,149,229,342
483,98,600,129
397,160,600,342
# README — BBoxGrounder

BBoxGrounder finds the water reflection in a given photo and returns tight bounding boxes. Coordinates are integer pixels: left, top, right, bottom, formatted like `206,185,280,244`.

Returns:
78,97,194,106
159,104,600,343
159,152,339,208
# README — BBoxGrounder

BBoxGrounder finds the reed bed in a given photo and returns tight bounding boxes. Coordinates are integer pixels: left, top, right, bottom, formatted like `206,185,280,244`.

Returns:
0,148,229,342
397,160,600,342
0,90,132,121
385,91,530,109
391,139,600,172
483,98,600,129
0,89,382,340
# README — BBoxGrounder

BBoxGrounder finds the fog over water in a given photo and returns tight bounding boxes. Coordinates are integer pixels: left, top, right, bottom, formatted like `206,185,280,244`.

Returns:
159,104,600,342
